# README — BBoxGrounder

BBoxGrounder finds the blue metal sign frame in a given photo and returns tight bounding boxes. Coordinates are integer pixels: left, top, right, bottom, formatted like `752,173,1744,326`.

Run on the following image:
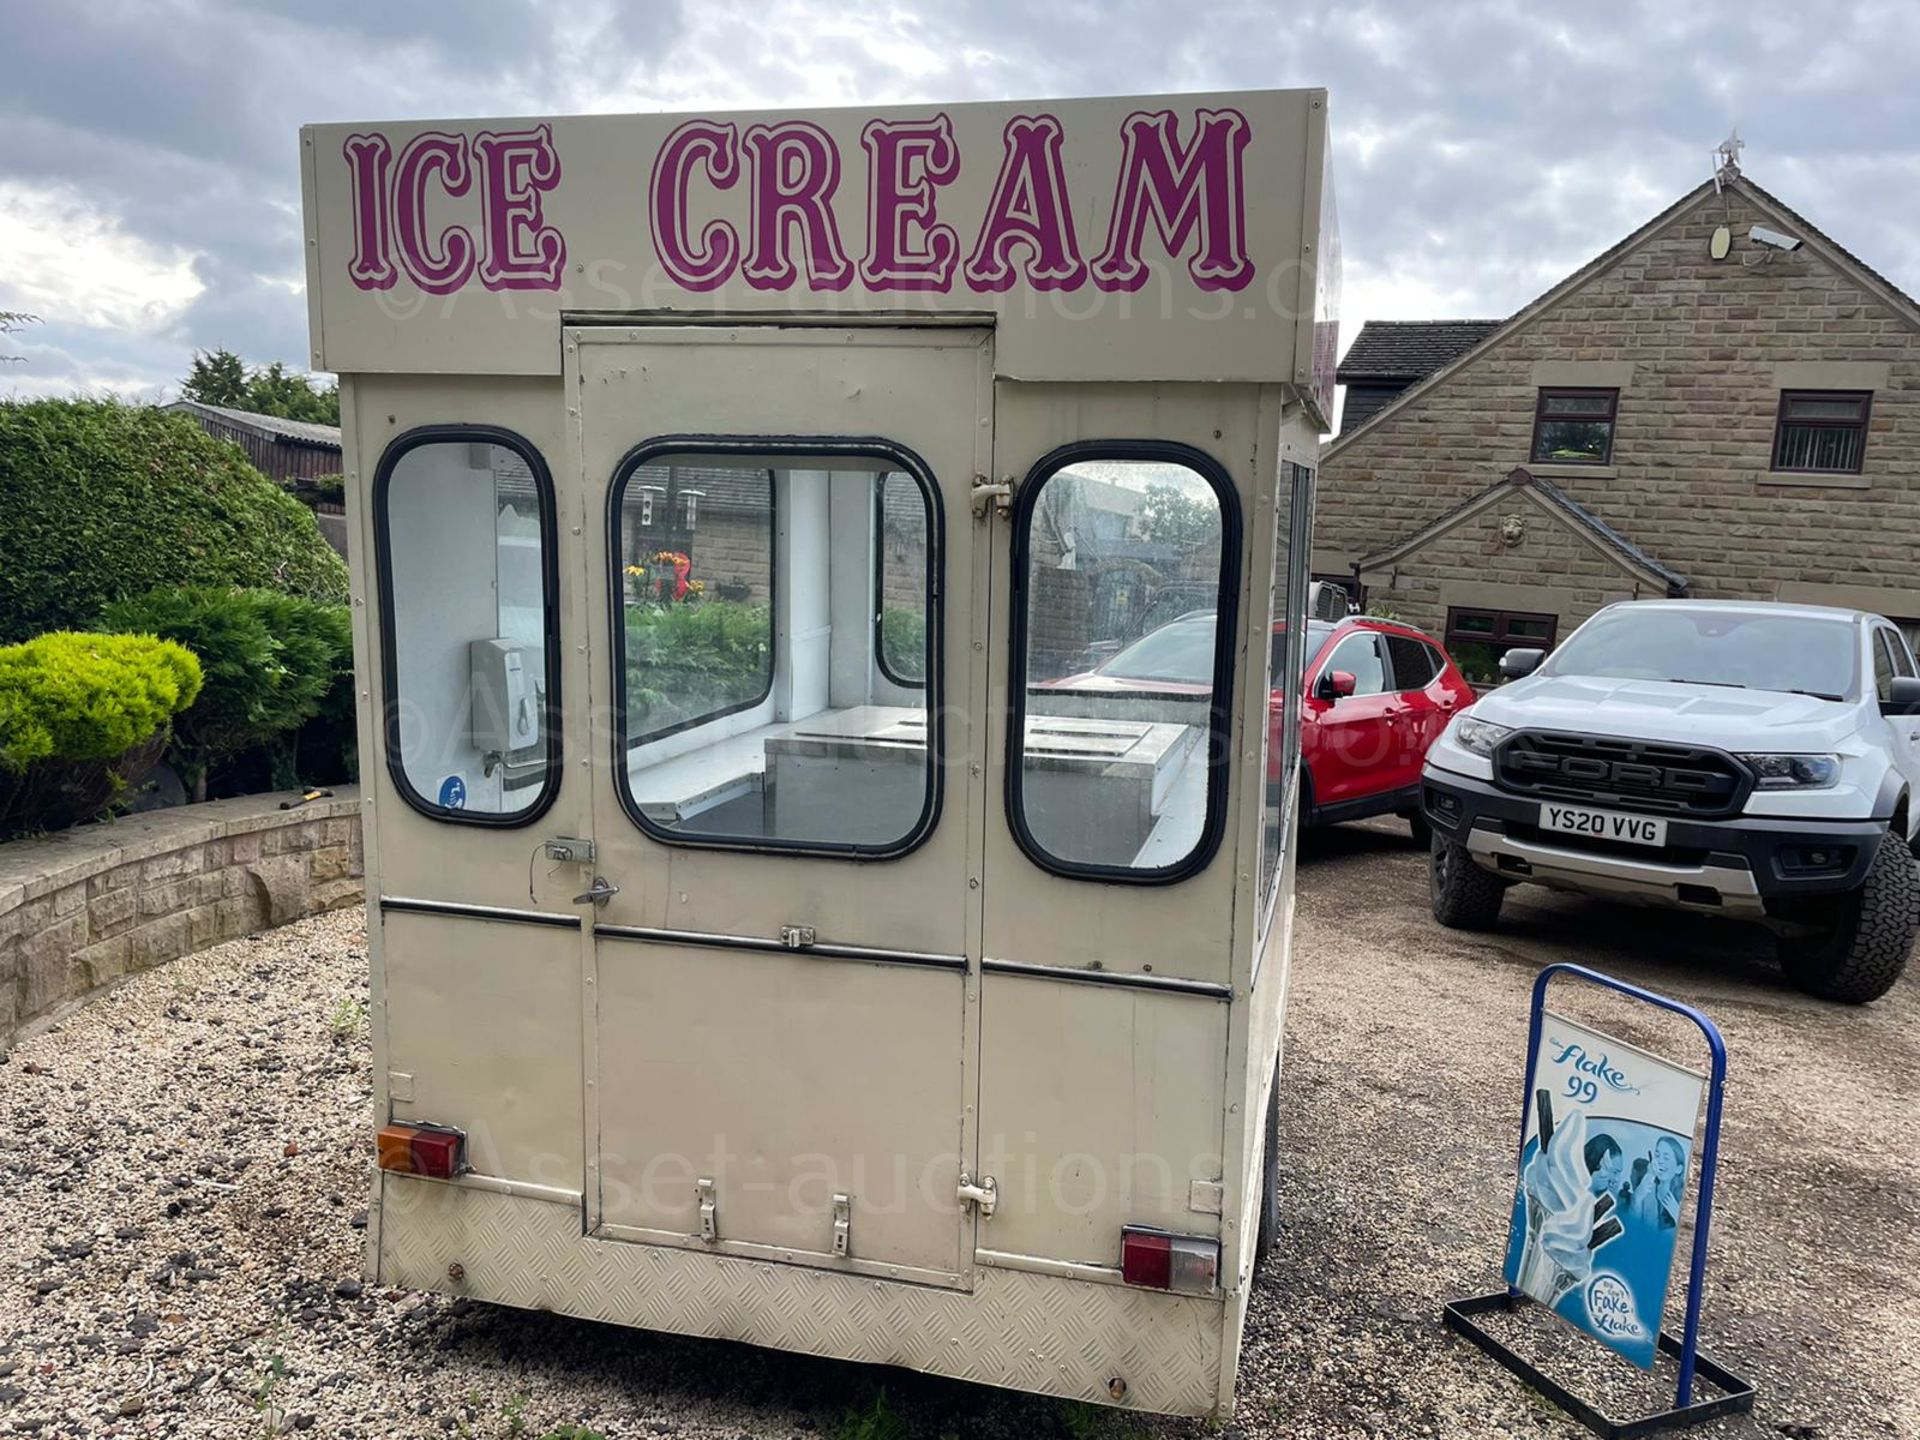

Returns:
1443,963,1755,1438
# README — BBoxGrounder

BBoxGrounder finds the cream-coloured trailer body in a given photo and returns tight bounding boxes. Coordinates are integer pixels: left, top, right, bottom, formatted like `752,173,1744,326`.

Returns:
303,88,1335,1418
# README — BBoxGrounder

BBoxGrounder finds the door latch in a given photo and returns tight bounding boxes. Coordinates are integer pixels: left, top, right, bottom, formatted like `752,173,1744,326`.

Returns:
956,1171,998,1218
970,473,1014,520
831,1193,852,1257
697,1177,717,1242
572,876,619,907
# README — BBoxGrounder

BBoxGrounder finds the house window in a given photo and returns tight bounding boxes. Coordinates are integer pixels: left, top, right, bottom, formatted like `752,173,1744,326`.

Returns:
1772,391,1871,475
1530,388,1618,465
1445,607,1558,686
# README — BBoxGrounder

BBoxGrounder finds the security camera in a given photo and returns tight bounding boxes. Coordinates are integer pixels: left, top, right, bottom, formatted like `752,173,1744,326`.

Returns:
1749,225,1803,252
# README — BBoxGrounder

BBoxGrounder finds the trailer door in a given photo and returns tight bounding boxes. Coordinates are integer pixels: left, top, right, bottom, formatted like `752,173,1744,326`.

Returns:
567,324,992,1288
969,384,1269,1269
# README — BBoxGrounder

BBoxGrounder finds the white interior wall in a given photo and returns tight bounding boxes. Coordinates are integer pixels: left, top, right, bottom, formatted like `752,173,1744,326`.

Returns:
827,472,878,710
777,469,833,722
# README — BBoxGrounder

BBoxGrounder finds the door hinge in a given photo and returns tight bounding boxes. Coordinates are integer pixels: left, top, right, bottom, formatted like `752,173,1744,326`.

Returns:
970,473,1014,520
956,1171,998,1218
696,1177,717,1242
831,1192,852,1257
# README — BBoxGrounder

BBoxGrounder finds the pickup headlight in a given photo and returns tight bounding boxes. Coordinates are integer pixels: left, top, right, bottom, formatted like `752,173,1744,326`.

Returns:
1452,716,1513,757
1741,753,1841,790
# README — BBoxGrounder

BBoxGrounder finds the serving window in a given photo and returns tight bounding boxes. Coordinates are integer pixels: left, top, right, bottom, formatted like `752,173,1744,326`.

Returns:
612,443,940,856
373,428,560,824
1007,442,1240,882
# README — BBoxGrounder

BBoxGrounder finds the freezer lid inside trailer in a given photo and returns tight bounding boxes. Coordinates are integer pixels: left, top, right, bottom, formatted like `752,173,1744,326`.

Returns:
300,88,1335,403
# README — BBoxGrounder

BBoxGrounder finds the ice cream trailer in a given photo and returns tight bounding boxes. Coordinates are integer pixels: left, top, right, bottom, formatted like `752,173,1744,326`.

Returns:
300,86,1338,1417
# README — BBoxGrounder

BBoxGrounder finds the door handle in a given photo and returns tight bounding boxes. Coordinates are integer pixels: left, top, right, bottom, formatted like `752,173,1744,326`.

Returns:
573,876,619,907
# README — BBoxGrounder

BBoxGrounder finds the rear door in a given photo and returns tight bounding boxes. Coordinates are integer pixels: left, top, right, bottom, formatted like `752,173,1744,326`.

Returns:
970,385,1263,1269
1382,631,1448,783
567,324,992,1288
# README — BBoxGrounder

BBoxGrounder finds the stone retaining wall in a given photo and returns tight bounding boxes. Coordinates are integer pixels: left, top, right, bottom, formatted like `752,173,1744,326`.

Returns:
0,788,363,1045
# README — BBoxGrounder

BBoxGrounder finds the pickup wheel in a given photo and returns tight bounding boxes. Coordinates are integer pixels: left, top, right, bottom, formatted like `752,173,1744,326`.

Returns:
1254,1065,1281,1271
1778,837,1919,1004
1430,833,1506,930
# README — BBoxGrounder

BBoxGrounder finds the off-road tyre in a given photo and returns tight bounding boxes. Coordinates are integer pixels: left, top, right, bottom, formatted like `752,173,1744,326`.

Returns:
1254,1066,1281,1270
1430,832,1506,930
1778,836,1918,1004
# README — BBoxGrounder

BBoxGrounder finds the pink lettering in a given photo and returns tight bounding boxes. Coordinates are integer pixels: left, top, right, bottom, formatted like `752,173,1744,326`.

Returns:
392,132,477,295
650,119,741,291
963,115,1086,293
343,133,396,291
1092,108,1254,293
859,115,959,292
473,125,565,290
741,121,853,292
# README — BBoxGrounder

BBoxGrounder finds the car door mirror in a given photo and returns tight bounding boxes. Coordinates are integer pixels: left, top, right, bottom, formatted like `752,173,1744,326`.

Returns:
1316,669,1357,701
1498,647,1545,680
1885,675,1920,717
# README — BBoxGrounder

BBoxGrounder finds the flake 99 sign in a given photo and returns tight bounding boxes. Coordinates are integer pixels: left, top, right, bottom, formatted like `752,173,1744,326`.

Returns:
1504,1011,1706,1368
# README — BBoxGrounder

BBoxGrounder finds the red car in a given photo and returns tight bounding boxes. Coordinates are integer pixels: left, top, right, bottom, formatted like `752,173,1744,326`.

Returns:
1045,611,1476,838
1283,616,1477,837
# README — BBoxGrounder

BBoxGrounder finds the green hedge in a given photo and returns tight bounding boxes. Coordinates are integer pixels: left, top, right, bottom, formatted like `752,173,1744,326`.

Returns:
624,600,772,735
99,587,353,799
0,632,203,837
0,399,348,643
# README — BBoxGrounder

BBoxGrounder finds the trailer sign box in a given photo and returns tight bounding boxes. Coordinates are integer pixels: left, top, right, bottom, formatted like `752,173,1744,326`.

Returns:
302,91,1337,421
1505,1011,1706,1368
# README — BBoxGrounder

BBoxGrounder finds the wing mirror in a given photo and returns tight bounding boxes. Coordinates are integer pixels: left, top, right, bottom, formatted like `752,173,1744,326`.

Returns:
1885,675,1920,717
1498,648,1546,680
1316,669,1358,701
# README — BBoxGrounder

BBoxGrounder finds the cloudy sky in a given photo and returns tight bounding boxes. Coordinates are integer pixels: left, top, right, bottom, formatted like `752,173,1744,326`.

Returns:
3,0,1918,412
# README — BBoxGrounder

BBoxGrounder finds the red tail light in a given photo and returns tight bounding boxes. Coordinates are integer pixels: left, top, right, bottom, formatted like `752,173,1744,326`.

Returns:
1120,1227,1219,1296
376,1122,467,1180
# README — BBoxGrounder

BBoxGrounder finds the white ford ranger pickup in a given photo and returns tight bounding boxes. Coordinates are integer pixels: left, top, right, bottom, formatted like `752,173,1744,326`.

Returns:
1422,601,1920,1003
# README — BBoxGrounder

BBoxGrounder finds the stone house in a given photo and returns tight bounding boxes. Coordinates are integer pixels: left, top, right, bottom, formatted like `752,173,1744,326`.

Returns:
1316,164,1920,683
618,464,778,605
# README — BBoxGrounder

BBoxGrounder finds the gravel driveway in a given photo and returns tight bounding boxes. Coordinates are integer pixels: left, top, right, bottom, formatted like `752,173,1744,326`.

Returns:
1,822,1913,1439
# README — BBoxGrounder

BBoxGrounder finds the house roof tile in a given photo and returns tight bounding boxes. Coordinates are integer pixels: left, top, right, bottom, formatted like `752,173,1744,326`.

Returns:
1335,320,1506,383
